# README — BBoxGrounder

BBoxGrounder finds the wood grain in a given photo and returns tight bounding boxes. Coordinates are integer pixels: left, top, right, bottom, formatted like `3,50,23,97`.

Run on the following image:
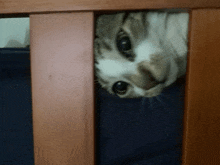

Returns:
1,0,220,14
30,12,94,165
182,9,220,165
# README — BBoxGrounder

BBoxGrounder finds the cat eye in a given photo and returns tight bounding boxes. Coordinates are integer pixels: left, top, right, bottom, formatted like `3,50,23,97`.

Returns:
112,81,129,95
117,36,131,52
116,30,135,61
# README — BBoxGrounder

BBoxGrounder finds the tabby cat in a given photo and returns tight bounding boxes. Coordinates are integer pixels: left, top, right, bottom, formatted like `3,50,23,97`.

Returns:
95,11,189,98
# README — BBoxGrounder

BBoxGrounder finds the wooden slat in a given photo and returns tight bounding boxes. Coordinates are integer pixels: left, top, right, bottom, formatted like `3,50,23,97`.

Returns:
1,0,220,14
30,12,94,165
182,9,220,165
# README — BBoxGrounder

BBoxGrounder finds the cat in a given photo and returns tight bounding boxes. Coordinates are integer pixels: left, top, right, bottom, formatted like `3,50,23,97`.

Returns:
94,11,189,98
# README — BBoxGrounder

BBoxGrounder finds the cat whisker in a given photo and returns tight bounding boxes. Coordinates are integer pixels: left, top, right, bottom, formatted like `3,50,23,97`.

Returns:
156,96,167,107
159,93,170,99
140,97,147,112
161,92,175,100
141,97,147,106
148,97,154,110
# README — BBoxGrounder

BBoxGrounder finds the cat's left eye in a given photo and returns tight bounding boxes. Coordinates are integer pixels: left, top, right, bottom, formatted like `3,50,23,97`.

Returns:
117,36,131,52
116,30,134,61
112,81,129,95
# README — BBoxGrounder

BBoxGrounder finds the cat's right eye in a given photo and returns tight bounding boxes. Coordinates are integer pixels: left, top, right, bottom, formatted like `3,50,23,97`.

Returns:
112,81,129,95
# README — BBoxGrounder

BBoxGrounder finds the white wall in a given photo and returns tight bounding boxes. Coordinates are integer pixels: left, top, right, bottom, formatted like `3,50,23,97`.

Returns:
0,17,30,48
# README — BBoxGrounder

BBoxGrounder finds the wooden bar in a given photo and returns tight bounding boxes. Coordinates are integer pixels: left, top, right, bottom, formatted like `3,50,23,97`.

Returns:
1,0,220,14
30,12,94,165
182,9,220,165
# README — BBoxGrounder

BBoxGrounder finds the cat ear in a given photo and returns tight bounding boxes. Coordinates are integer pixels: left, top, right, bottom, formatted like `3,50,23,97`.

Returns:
96,13,125,39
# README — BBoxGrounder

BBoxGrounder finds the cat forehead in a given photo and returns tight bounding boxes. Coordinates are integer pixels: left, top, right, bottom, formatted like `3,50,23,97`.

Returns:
96,59,136,78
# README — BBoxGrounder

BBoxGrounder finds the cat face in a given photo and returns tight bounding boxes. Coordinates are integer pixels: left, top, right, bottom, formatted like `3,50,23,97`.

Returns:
95,12,188,98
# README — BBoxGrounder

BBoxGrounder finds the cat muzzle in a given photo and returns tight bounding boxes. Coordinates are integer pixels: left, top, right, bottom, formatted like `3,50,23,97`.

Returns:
127,61,168,90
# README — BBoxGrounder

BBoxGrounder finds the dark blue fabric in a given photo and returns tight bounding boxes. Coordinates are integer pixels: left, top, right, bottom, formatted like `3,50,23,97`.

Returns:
96,78,185,164
0,48,184,165
0,48,34,165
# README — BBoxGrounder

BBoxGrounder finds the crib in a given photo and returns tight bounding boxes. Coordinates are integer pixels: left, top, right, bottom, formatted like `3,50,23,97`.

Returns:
1,0,220,164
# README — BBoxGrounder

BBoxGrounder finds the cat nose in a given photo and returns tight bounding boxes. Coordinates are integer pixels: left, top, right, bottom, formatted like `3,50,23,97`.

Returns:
126,61,159,90
137,61,157,82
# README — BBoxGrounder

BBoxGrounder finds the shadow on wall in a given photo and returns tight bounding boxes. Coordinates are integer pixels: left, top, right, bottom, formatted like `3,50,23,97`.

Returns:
4,28,30,48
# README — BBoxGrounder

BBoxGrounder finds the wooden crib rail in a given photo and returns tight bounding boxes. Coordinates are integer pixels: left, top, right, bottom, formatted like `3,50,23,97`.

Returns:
1,0,220,14
182,9,220,164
